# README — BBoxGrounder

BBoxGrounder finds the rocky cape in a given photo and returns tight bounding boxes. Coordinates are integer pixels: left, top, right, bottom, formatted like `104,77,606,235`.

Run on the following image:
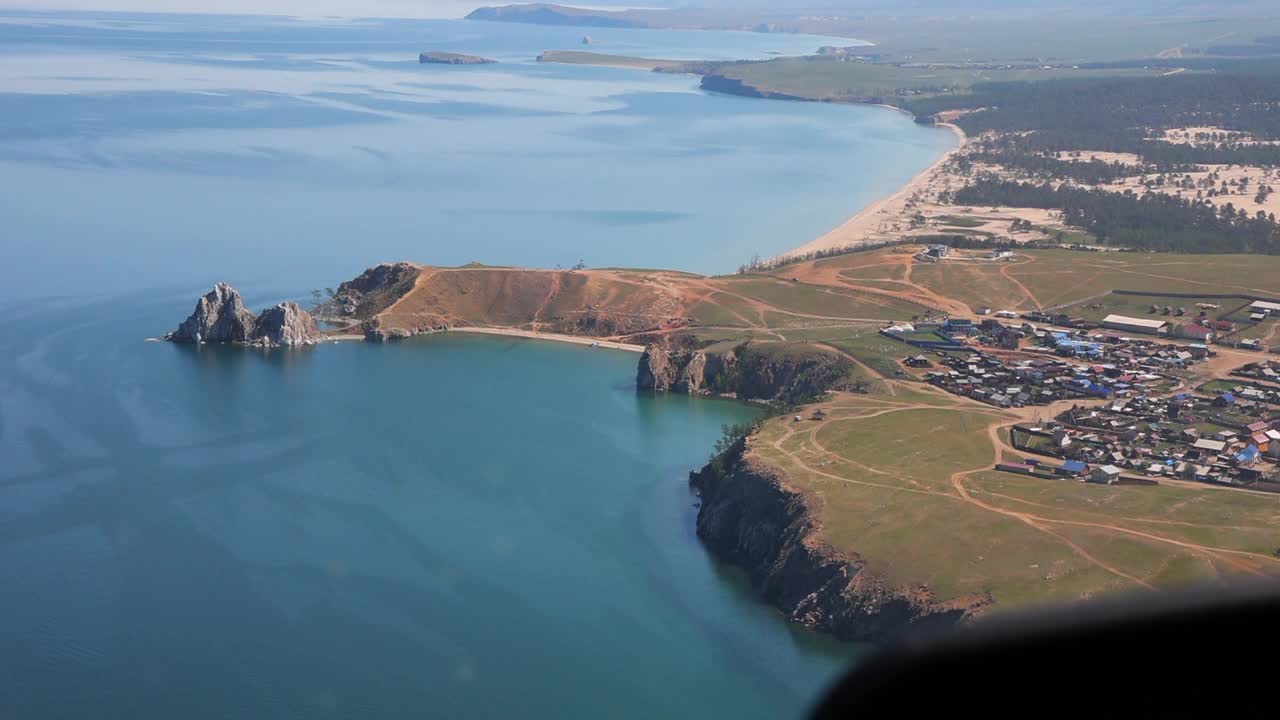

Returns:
636,341,853,405
166,283,323,347
690,437,989,643
419,51,497,65
165,264,976,642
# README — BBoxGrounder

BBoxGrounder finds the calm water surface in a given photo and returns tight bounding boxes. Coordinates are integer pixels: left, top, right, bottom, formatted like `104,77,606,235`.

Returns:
0,11,947,718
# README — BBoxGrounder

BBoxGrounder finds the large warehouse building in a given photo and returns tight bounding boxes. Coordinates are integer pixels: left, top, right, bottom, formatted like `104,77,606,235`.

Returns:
1101,314,1170,335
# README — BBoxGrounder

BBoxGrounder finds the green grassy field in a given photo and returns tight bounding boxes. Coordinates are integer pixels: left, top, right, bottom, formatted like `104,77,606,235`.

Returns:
747,389,1280,612
1056,292,1252,323
715,58,1163,103
817,249,1280,314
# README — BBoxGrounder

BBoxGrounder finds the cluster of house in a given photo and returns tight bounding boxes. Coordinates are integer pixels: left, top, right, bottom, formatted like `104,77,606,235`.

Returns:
1234,360,1280,384
948,313,1212,370
1008,393,1280,488
1014,310,1227,344
921,351,1154,408
995,457,1132,486
1040,329,1208,369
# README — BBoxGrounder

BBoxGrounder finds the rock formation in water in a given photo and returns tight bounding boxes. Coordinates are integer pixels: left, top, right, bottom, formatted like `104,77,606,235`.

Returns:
689,438,990,642
252,302,322,346
167,284,323,347
419,51,497,65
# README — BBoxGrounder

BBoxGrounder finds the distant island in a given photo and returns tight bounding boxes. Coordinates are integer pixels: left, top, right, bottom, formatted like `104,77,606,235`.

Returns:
419,51,497,65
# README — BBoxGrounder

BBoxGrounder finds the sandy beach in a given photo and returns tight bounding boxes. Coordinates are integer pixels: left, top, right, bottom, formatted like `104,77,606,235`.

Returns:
777,122,968,261
451,326,647,352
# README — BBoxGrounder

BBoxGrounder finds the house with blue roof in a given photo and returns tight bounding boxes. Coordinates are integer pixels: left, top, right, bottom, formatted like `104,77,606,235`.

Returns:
1056,459,1088,477
1235,445,1260,467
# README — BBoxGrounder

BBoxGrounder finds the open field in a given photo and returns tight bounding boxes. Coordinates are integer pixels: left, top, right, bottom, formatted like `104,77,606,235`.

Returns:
337,238,1280,619
713,60,1162,103
788,248,1280,316
1055,292,1257,324
749,383,1280,609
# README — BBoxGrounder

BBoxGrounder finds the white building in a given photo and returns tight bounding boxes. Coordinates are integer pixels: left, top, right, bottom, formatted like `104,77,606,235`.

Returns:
1091,465,1123,484
1193,438,1228,453
1249,300,1280,316
1101,314,1170,335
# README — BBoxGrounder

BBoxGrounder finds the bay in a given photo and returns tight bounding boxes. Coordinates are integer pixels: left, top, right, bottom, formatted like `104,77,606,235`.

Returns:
0,11,948,718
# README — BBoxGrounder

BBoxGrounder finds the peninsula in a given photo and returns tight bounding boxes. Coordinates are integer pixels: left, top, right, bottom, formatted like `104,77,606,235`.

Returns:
175,12,1280,642
419,51,497,65
172,239,1280,640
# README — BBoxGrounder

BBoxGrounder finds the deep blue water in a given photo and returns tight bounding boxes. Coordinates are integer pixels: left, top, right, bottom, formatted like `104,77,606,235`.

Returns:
0,10,953,298
0,11,948,718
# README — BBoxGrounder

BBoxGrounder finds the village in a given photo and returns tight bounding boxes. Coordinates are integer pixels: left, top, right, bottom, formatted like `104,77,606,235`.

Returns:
884,316,1206,410
879,291,1280,492
1006,386,1279,490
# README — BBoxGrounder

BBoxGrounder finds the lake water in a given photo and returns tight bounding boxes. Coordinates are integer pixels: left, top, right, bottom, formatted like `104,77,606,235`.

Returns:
0,10,953,719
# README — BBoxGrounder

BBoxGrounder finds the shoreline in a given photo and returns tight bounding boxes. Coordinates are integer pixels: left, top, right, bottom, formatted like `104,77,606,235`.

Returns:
776,121,967,262
450,326,646,352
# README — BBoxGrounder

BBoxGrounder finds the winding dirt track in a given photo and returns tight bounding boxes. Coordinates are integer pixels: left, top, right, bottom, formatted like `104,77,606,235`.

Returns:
761,353,1280,594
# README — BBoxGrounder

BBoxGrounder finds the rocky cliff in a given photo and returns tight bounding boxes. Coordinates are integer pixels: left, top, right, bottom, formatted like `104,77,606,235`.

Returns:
167,284,323,347
253,302,322,346
329,262,420,320
167,283,257,344
690,438,989,643
699,73,809,102
637,341,852,404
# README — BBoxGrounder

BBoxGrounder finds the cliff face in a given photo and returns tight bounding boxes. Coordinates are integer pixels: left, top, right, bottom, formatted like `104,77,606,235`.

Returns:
637,341,851,404
700,73,806,102
330,262,420,319
690,439,989,643
253,302,322,346
167,285,322,347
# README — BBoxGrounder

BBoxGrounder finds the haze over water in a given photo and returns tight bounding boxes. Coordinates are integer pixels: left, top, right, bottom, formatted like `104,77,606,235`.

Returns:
0,11,953,718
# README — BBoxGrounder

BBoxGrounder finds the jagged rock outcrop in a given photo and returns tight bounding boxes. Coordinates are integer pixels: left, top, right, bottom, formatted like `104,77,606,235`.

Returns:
330,262,420,319
167,283,257,344
637,341,850,404
253,302,322,346
637,344,680,391
690,438,990,642
167,285,322,347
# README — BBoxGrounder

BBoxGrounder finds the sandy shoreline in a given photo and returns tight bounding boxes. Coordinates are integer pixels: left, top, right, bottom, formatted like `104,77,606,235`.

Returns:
777,122,967,261
450,327,647,352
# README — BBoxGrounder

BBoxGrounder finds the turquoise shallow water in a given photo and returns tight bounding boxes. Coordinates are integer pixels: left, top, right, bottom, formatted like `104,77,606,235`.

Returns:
0,295,857,719
0,11,948,718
